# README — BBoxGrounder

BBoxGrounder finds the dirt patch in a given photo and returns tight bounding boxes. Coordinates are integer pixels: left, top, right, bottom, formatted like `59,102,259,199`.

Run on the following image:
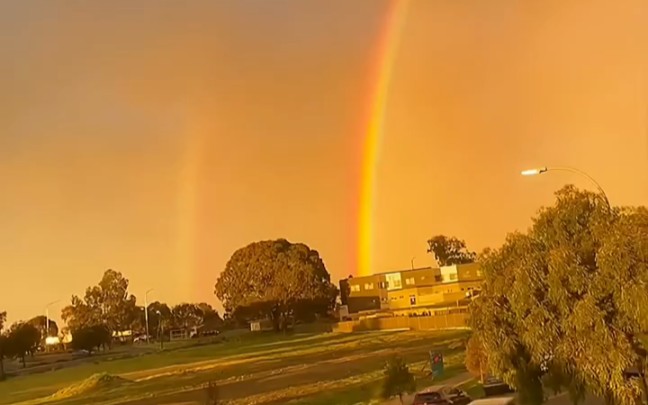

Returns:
50,373,133,401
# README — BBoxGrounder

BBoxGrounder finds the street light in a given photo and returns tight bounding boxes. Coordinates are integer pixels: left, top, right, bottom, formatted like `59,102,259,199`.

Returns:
45,300,60,338
411,257,416,270
521,166,611,209
144,289,154,344
156,310,164,350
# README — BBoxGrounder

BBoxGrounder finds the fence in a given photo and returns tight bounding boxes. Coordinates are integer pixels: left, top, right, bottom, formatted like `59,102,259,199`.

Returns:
333,312,469,333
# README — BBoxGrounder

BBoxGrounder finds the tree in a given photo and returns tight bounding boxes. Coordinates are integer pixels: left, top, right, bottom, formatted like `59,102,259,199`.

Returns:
6,322,40,367
172,303,203,330
27,316,58,342
471,186,648,405
70,325,111,355
465,334,488,383
146,302,171,338
380,356,416,404
426,235,476,266
0,335,8,381
0,311,7,381
215,239,338,332
196,303,222,324
61,269,138,336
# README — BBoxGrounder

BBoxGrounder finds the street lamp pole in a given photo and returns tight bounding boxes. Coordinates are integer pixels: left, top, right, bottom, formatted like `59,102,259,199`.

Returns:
45,300,60,338
521,166,611,209
411,257,415,270
144,289,154,344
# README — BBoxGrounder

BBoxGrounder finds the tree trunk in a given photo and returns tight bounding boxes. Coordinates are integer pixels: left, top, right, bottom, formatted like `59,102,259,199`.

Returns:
21,355,26,368
398,393,403,404
0,358,5,381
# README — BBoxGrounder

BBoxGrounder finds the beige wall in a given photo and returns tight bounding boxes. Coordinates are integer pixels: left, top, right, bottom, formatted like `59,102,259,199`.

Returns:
333,312,469,332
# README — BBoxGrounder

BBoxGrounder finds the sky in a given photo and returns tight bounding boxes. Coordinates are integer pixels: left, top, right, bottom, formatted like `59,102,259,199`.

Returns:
1,0,647,325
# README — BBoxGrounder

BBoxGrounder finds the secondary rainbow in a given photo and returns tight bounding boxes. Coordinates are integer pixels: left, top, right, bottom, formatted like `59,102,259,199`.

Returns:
358,0,410,276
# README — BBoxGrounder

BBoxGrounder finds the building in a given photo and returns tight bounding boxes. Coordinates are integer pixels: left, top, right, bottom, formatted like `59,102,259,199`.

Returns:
339,263,483,316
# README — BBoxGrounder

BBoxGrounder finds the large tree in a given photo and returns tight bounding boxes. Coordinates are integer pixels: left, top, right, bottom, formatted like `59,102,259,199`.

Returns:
146,301,172,338
70,325,111,355
471,186,648,405
0,311,7,381
27,316,58,341
6,322,40,368
426,235,476,266
215,239,338,331
172,303,203,330
61,269,138,335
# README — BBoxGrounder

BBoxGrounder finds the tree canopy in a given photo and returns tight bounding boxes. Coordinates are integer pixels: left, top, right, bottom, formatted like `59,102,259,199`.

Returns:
380,356,416,404
426,235,476,266
61,269,139,334
70,325,111,355
471,186,648,405
215,239,338,331
27,316,58,340
5,322,41,368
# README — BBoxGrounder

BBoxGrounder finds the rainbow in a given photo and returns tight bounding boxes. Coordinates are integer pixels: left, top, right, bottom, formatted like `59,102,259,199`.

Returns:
357,0,410,276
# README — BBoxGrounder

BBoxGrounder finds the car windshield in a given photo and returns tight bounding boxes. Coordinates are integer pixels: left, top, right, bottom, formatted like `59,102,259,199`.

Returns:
415,392,444,402
0,1,645,404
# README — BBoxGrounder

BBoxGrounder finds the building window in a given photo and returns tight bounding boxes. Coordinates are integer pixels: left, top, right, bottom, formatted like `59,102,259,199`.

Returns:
379,281,388,289
405,277,415,285
434,275,442,282
409,295,417,305
449,273,457,281
350,284,360,292
364,283,374,290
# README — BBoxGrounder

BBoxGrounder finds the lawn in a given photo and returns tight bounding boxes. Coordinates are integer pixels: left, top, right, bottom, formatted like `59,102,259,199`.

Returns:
0,329,470,405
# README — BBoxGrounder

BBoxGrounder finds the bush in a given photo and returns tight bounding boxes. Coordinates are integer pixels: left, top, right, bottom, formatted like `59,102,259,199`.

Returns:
380,356,416,404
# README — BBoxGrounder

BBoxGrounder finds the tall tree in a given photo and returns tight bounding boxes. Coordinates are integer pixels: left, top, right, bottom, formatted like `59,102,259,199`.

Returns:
146,301,171,338
215,239,338,331
465,334,488,383
472,186,648,405
172,303,203,330
70,325,111,355
61,269,138,335
380,356,416,404
426,235,476,266
27,316,58,341
6,322,40,368
0,311,7,381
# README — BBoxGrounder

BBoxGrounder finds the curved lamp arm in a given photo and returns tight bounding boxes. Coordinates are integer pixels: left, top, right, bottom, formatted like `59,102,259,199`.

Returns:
521,166,611,210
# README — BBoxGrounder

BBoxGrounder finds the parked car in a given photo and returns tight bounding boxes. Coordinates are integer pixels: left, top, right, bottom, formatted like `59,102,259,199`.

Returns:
413,385,472,405
468,396,516,405
482,377,514,397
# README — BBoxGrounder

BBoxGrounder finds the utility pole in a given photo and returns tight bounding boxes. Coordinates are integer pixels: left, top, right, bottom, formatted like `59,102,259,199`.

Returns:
144,289,154,344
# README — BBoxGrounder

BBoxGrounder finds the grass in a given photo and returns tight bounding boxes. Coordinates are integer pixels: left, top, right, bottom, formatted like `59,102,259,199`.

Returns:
0,329,470,405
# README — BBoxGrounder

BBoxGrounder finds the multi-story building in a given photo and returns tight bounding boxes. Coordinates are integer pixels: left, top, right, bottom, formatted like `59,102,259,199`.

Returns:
339,263,483,317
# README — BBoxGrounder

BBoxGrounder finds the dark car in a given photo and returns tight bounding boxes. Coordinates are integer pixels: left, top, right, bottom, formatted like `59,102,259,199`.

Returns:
413,385,472,405
483,377,514,397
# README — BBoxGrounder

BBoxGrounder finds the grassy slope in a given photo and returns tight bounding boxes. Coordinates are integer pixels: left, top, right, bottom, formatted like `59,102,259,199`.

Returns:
0,330,470,405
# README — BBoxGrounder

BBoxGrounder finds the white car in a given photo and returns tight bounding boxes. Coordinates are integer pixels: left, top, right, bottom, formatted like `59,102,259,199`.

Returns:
468,396,516,405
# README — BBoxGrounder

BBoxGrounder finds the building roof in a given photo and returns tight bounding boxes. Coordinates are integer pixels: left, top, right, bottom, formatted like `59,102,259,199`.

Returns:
345,267,438,281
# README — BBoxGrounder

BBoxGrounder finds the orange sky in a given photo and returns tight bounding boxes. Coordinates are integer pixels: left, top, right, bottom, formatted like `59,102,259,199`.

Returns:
1,0,647,324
